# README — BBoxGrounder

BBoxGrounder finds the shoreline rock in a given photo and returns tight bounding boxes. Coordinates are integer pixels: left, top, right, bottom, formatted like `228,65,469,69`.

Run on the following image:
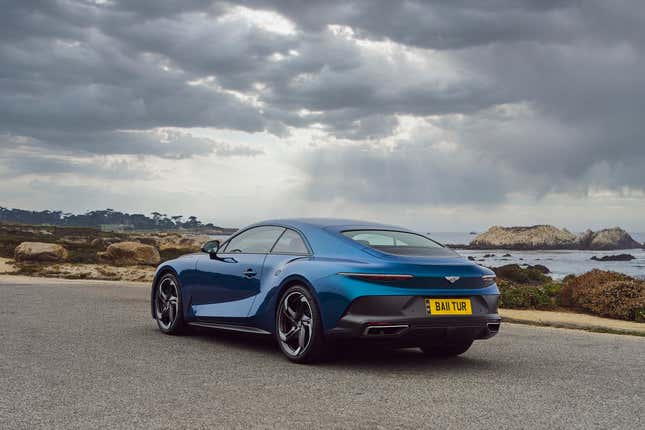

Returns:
158,234,209,254
591,254,635,262
469,225,642,250
97,241,160,266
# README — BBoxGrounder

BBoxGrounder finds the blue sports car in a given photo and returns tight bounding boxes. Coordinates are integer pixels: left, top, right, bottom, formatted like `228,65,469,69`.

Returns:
151,219,500,363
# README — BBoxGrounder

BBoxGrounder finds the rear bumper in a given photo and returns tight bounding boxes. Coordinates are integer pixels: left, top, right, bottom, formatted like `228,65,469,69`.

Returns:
326,295,501,342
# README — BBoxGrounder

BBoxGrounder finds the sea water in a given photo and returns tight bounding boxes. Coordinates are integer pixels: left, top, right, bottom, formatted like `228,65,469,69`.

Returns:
429,232,645,279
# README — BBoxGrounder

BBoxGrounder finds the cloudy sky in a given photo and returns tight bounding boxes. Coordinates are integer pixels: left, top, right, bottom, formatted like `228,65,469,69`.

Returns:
1,0,644,231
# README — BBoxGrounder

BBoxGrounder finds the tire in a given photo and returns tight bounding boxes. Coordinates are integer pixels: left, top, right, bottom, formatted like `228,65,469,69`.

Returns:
154,273,186,335
275,285,327,363
419,339,473,357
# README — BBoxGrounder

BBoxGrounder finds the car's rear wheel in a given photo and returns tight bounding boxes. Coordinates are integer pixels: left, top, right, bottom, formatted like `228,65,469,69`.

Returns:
154,273,185,335
276,285,327,363
419,339,473,357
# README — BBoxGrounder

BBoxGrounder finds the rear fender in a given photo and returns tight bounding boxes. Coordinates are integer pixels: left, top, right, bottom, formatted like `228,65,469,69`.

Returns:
252,274,320,334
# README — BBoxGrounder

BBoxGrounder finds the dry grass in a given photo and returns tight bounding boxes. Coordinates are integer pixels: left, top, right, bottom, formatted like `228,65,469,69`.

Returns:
560,270,645,321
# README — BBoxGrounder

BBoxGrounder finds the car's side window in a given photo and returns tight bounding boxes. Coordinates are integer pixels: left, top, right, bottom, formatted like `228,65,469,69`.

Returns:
222,226,285,254
271,229,309,254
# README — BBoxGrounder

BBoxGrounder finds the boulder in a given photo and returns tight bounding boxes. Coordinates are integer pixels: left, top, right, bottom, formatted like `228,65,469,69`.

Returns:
531,264,550,274
158,235,210,253
130,235,161,247
14,242,69,262
58,236,88,245
90,237,121,248
98,241,160,266
577,227,641,250
470,225,577,250
590,254,635,262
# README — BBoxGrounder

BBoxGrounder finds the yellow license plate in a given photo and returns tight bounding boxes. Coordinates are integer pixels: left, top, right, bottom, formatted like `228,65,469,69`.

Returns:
426,298,472,315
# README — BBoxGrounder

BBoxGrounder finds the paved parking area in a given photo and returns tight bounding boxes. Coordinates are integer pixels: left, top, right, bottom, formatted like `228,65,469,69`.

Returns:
1,278,643,429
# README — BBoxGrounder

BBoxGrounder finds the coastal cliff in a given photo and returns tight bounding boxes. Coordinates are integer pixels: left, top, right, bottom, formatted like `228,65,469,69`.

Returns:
470,225,642,250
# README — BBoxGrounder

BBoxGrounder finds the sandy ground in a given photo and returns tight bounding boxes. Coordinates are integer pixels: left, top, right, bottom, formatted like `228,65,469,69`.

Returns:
500,308,645,335
0,257,154,282
0,257,18,274
0,273,148,287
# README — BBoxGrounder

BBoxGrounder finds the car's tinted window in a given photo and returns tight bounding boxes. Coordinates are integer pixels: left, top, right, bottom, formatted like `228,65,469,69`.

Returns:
223,226,285,254
271,229,309,254
342,230,457,256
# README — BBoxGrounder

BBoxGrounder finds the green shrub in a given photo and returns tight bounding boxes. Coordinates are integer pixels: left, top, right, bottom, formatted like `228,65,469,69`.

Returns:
493,264,551,285
498,270,645,321
540,282,561,297
498,280,561,310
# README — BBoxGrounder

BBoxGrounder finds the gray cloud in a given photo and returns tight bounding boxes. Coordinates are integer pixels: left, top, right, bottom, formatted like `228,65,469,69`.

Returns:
0,0,508,150
0,0,644,218
300,105,645,207
0,130,261,159
300,140,511,206
244,1,644,50
0,151,151,180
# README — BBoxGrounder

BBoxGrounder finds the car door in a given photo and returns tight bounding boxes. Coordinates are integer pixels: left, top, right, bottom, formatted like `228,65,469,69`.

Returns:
191,226,285,320
248,228,312,318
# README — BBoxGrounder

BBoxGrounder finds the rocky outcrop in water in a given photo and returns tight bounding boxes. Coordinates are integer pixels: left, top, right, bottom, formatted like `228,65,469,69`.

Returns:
470,225,642,250
575,228,642,250
591,254,635,262
470,225,577,250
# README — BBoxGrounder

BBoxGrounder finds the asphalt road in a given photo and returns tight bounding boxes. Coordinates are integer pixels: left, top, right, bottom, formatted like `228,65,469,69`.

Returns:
0,278,643,430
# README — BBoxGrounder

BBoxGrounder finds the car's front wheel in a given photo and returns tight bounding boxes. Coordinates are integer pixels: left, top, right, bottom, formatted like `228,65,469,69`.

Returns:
154,273,185,335
276,285,327,363
418,339,473,357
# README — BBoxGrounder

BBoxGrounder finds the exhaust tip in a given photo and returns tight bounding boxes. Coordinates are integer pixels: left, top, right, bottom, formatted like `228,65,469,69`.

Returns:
487,322,500,333
363,324,409,336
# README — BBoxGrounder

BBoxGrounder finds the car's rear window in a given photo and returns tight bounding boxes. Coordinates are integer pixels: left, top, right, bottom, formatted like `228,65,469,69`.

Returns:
342,230,457,256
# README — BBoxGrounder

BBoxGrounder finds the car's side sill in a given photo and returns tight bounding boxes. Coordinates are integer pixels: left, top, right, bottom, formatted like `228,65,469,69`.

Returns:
188,321,271,335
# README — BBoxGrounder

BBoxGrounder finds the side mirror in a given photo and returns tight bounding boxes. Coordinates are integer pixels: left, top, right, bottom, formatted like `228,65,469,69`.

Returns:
201,240,220,257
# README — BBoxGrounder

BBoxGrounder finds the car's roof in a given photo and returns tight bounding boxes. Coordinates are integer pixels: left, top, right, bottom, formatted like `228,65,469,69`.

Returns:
255,218,412,232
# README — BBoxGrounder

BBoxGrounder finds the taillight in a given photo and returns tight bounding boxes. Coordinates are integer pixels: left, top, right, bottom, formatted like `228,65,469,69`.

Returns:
482,274,496,286
338,273,414,281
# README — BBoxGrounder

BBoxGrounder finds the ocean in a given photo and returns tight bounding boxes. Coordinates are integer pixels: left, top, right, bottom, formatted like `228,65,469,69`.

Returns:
428,232,645,280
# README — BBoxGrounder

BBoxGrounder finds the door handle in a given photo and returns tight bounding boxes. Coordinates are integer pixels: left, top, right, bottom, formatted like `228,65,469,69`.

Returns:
243,268,257,277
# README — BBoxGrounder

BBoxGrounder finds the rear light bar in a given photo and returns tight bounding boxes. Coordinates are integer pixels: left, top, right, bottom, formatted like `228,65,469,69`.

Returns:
338,273,414,281
482,274,496,286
